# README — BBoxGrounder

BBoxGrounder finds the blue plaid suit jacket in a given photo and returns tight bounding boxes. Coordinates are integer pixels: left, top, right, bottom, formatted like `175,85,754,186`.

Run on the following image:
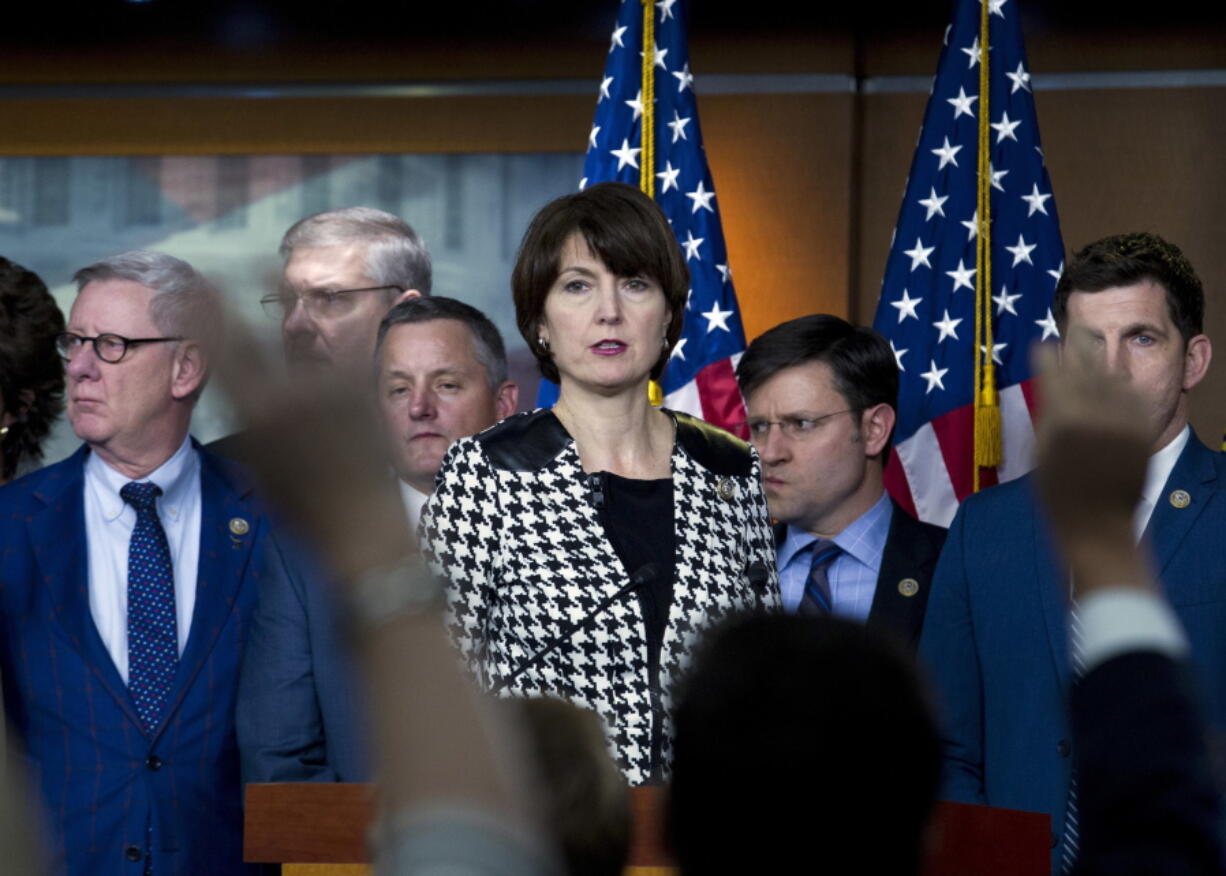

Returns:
0,443,267,875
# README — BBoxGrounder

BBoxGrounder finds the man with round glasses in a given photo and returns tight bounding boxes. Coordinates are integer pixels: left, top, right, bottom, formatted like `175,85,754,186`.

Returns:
736,314,945,648
265,206,431,379
0,250,272,874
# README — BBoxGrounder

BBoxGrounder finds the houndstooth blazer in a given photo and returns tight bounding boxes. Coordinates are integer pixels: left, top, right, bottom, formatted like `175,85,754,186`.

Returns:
420,408,779,784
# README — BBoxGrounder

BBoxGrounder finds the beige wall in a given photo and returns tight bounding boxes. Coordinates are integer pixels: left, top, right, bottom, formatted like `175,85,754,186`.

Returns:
3,29,1226,436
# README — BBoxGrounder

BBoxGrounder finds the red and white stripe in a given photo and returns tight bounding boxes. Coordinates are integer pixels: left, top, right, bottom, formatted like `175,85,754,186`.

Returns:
663,354,748,439
885,380,1039,527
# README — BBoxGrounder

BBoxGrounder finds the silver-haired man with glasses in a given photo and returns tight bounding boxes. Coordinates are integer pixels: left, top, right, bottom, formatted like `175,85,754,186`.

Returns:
0,250,276,874
262,206,431,379
735,314,946,649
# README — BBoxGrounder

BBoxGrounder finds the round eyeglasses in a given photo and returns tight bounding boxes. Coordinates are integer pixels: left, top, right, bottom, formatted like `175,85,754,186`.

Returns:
55,332,184,364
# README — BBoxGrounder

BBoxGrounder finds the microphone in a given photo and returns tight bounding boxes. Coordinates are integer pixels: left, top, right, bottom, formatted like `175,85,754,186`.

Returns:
488,563,660,696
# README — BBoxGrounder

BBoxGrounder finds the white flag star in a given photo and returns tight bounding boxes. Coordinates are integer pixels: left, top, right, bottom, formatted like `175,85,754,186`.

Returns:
918,187,949,220
1021,183,1052,217
1047,260,1065,283
682,229,704,261
656,161,680,193
946,259,976,293
641,44,668,70
933,309,964,343
610,138,641,171
991,111,1021,143
610,25,627,52
1006,61,1031,93
961,36,984,68
947,86,978,119
921,360,949,393
961,209,979,241
932,137,963,170
667,110,691,143
1006,233,1036,267
599,76,613,101
980,341,1008,364
989,163,1008,191
670,337,687,360
702,303,734,333
890,289,922,322
686,180,716,214
904,238,935,271
588,124,600,150
986,0,1007,17
891,340,908,371
626,90,645,121
657,0,677,21
672,63,694,93
1036,308,1060,341
578,177,587,190
993,286,1022,316
716,263,731,283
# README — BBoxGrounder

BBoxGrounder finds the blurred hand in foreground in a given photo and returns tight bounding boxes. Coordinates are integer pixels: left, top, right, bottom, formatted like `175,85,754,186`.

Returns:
1032,328,1153,599
217,321,411,581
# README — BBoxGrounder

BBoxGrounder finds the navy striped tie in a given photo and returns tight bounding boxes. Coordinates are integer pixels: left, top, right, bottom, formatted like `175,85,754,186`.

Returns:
799,539,841,616
122,481,178,735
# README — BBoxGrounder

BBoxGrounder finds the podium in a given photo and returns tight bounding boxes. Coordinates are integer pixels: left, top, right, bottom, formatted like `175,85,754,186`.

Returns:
245,783,1049,875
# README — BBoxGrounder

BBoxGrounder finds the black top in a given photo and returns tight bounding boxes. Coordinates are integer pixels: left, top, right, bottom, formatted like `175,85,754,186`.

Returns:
593,471,676,780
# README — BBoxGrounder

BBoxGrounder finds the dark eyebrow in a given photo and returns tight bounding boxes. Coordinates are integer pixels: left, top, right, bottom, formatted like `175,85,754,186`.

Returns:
1123,322,1166,336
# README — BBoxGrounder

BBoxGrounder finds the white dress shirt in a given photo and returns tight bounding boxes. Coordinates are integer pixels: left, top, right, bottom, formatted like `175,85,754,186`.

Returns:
85,435,202,683
1133,425,1189,539
399,479,430,537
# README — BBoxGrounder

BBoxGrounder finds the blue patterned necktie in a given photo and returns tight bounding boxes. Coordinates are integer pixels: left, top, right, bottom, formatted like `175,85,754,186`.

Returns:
799,538,841,616
122,481,178,735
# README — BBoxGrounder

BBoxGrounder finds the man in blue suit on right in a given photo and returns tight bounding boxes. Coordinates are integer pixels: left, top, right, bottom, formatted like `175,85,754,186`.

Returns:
919,231,1225,873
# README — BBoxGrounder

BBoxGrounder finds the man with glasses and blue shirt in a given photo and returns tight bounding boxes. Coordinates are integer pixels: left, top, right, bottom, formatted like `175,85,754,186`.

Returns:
736,314,946,649
0,250,272,874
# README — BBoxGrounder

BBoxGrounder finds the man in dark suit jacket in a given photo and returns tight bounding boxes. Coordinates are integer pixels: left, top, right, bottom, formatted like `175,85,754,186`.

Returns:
0,251,269,875
737,314,945,648
920,232,1225,872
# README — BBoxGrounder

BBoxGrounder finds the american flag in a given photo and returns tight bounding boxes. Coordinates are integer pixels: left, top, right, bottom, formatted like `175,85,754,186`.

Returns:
873,0,1064,527
535,0,748,435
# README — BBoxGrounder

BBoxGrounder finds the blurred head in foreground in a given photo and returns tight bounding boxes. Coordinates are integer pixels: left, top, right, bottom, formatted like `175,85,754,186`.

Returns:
670,613,940,875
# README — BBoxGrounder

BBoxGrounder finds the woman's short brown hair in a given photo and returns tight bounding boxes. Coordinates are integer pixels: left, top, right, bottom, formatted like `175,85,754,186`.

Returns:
512,182,689,384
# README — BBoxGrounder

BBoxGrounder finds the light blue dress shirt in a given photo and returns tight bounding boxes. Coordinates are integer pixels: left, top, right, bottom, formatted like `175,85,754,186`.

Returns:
776,491,893,620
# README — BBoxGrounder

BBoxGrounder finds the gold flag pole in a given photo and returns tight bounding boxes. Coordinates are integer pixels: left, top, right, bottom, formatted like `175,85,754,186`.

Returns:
973,0,1001,489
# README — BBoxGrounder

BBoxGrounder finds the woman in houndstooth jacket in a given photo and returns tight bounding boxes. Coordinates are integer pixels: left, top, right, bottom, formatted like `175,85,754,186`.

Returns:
420,183,779,785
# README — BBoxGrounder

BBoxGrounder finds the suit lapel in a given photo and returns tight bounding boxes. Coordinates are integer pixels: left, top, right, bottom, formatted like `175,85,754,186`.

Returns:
31,447,145,729
1143,434,1215,582
1029,482,1072,687
154,448,255,739
868,502,938,646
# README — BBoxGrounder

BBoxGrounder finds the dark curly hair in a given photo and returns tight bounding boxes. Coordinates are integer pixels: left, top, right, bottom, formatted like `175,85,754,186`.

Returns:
0,257,65,480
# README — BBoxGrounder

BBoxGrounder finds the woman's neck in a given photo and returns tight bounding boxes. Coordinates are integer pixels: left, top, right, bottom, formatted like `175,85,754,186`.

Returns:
553,385,673,479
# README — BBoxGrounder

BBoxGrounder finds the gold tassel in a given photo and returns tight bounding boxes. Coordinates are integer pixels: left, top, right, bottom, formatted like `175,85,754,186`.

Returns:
974,380,1002,468
648,380,663,406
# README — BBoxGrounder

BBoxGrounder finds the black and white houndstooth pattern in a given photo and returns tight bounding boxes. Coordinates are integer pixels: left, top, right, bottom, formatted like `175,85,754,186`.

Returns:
420,408,779,785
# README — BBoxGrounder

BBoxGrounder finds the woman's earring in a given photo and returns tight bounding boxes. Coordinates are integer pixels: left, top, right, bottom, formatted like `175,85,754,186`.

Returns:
538,336,550,352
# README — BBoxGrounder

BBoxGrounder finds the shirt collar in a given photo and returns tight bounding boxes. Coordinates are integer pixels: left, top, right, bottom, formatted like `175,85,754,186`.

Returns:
1142,425,1190,510
398,478,430,530
86,434,198,523
778,491,893,573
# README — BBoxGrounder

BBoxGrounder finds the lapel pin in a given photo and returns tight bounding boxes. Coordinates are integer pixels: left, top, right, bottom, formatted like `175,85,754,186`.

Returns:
229,517,250,536
1169,489,1191,509
898,578,920,597
716,477,736,501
